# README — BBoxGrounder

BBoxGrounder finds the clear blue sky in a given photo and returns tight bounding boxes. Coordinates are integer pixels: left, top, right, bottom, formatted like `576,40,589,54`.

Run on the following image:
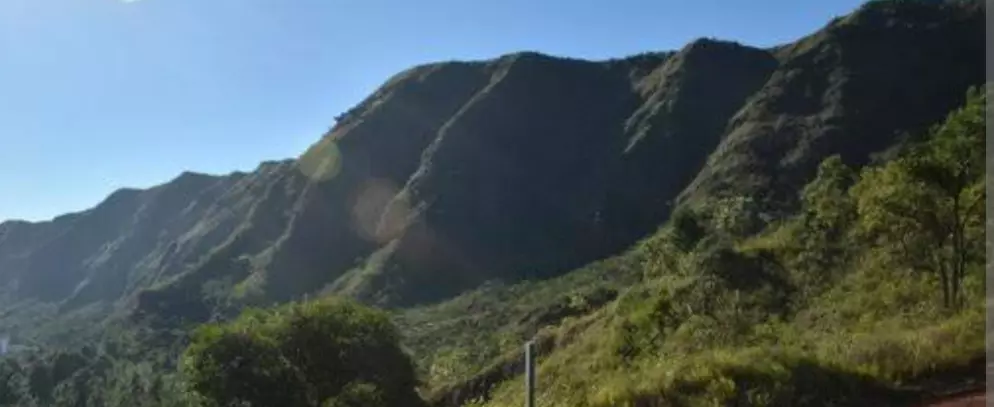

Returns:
0,0,865,222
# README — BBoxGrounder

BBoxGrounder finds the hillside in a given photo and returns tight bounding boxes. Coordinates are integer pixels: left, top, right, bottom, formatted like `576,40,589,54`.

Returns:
681,0,984,210
0,0,986,406
458,81,986,407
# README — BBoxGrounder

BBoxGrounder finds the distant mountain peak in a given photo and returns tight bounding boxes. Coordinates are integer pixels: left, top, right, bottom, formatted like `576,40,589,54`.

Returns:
0,0,983,328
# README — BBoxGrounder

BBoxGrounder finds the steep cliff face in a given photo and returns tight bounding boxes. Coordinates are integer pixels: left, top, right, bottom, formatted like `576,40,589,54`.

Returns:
0,0,984,333
342,43,779,306
0,172,244,306
679,0,985,210
132,63,500,323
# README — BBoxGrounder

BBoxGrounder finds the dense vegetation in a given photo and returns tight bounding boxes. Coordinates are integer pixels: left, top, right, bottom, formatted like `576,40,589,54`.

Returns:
466,87,986,407
3,84,976,407
0,1,985,406
181,298,421,407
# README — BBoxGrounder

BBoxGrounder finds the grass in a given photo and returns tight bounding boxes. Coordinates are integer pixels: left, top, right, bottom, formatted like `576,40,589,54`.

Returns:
471,269,983,407
403,215,985,407
456,136,988,407
396,252,644,390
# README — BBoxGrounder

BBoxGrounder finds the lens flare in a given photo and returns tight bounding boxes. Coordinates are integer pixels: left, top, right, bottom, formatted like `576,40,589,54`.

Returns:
297,138,342,182
351,179,411,243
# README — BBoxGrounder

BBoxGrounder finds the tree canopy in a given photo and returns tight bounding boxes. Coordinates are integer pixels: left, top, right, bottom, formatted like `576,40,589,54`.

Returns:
180,297,422,407
852,86,985,308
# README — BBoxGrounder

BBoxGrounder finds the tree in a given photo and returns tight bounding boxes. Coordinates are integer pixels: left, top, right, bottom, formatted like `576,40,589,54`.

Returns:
669,208,707,252
795,155,858,287
181,297,423,407
0,358,26,406
641,208,708,280
801,156,857,234
852,87,985,308
712,195,762,238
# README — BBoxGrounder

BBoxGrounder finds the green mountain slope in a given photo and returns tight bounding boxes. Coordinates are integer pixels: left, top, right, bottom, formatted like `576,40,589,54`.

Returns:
680,0,984,210
0,0,985,406
340,43,778,306
2,0,982,329
459,80,986,407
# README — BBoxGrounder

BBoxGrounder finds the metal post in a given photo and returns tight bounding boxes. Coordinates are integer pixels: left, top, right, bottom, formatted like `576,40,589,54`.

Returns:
525,340,536,407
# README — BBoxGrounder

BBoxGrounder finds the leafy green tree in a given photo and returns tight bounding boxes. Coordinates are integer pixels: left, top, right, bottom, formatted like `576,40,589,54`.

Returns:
712,195,762,238
794,155,858,288
181,297,423,407
852,87,985,308
0,358,27,406
669,208,707,252
801,156,857,234
641,208,709,280
323,382,385,407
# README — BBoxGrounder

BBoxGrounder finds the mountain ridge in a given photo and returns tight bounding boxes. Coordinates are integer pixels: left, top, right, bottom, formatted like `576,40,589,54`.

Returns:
0,0,984,346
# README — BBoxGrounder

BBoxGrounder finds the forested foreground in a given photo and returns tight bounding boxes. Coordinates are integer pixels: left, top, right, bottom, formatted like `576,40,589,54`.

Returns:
0,85,985,407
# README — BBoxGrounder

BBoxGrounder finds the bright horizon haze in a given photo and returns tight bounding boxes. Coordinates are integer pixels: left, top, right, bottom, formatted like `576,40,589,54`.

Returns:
0,0,865,222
